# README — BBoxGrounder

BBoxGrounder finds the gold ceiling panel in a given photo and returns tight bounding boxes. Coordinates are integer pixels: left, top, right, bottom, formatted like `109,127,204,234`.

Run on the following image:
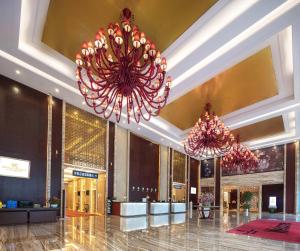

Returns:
231,116,284,142
42,0,217,60
160,47,278,130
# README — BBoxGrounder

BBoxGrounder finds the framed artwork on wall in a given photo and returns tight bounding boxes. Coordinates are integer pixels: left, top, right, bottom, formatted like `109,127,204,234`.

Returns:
0,156,30,179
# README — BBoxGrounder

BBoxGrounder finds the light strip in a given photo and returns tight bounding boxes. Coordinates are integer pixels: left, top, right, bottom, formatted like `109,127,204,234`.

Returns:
229,102,300,128
0,49,79,94
250,137,299,150
171,0,298,88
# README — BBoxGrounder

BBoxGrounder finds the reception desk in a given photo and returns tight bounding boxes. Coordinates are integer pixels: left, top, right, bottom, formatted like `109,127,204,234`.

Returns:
171,203,186,213
150,203,169,215
112,202,147,217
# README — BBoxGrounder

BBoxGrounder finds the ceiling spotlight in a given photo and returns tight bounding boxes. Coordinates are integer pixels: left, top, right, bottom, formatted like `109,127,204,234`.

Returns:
55,88,59,93
82,101,86,105
15,70,20,75
137,127,141,130
12,86,20,94
122,120,126,124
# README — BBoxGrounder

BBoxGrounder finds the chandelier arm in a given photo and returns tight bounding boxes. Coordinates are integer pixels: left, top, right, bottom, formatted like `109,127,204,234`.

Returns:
85,70,108,91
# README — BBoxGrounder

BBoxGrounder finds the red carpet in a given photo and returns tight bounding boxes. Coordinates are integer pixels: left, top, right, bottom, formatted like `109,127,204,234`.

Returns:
227,219,300,243
66,209,98,217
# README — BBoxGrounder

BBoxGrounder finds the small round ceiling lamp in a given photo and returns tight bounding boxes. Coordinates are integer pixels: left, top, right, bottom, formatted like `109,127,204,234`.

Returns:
75,8,172,123
184,103,234,158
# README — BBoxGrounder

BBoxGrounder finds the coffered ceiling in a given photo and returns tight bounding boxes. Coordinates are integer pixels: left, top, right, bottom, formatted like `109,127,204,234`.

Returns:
160,47,278,130
0,0,299,155
42,0,217,60
231,116,284,143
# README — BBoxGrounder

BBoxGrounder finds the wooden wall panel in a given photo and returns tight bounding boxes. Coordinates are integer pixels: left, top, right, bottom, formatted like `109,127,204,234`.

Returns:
286,143,296,214
169,149,173,201
215,158,221,206
0,75,48,204
51,97,62,199
189,157,199,205
262,184,284,212
129,134,159,201
107,121,115,198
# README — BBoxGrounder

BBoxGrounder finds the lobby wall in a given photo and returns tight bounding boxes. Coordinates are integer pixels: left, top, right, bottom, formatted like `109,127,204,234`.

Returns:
129,134,159,201
189,158,199,205
0,75,48,204
262,184,284,212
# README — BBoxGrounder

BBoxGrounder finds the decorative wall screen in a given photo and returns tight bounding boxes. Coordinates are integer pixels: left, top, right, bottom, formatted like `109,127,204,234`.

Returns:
65,104,107,170
173,150,186,184
222,145,284,176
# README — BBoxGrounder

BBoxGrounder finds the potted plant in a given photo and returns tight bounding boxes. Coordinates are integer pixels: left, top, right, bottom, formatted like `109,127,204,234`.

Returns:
199,193,214,218
48,196,60,208
241,191,253,216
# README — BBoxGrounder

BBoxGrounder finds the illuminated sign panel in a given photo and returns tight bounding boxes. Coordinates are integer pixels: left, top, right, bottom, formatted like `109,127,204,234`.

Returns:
190,187,197,194
72,170,98,179
0,156,30,179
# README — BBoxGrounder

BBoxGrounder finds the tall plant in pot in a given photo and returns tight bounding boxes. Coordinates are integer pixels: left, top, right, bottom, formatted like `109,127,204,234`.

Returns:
199,193,214,218
241,191,253,216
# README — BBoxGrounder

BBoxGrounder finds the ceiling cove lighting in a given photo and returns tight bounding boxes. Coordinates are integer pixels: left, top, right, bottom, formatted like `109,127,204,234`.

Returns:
75,8,172,124
221,135,258,175
184,103,234,158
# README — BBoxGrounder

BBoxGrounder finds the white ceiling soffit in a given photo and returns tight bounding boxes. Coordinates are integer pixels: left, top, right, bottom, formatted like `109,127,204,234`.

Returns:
0,0,299,156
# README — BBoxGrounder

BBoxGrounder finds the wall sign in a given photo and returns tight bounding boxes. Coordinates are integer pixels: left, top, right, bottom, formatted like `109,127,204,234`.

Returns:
190,187,197,194
0,156,30,179
72,170,98,179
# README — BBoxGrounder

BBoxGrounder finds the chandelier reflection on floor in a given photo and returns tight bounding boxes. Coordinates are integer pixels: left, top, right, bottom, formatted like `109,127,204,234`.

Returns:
221,134,258,174
184,103,234,158
75,8,172,123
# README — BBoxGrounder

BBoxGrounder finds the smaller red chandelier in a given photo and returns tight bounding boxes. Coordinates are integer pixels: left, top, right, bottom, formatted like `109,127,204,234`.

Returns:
184,103,234,158
75,8,172,123
221,135,258,174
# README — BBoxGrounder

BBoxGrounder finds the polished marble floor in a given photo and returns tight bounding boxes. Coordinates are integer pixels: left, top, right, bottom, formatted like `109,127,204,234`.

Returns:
1,211,300,251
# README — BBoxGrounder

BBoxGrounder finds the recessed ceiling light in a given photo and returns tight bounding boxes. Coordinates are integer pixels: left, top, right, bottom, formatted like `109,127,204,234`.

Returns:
55,88,59,93
137,127,141,130
15,70,20,75
82,101,85,105
12,86,19,94
122,120,126,124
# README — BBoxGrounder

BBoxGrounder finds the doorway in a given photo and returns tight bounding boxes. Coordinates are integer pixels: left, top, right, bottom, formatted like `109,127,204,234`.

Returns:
65,172,106,216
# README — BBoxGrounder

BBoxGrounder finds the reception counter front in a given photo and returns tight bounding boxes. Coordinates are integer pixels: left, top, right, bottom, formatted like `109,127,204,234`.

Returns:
150,203,169,215
171,203,186,213
112,202,147,217
112,202,187,216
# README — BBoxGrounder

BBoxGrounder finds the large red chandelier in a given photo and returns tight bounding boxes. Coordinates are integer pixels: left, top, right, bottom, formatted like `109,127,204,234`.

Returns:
184,103,234,158
75,8,172,123
221,135,258,174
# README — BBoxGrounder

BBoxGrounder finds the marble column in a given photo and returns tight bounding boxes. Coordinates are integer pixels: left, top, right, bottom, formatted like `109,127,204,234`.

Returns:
159,145,169,201
113,126,129,201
